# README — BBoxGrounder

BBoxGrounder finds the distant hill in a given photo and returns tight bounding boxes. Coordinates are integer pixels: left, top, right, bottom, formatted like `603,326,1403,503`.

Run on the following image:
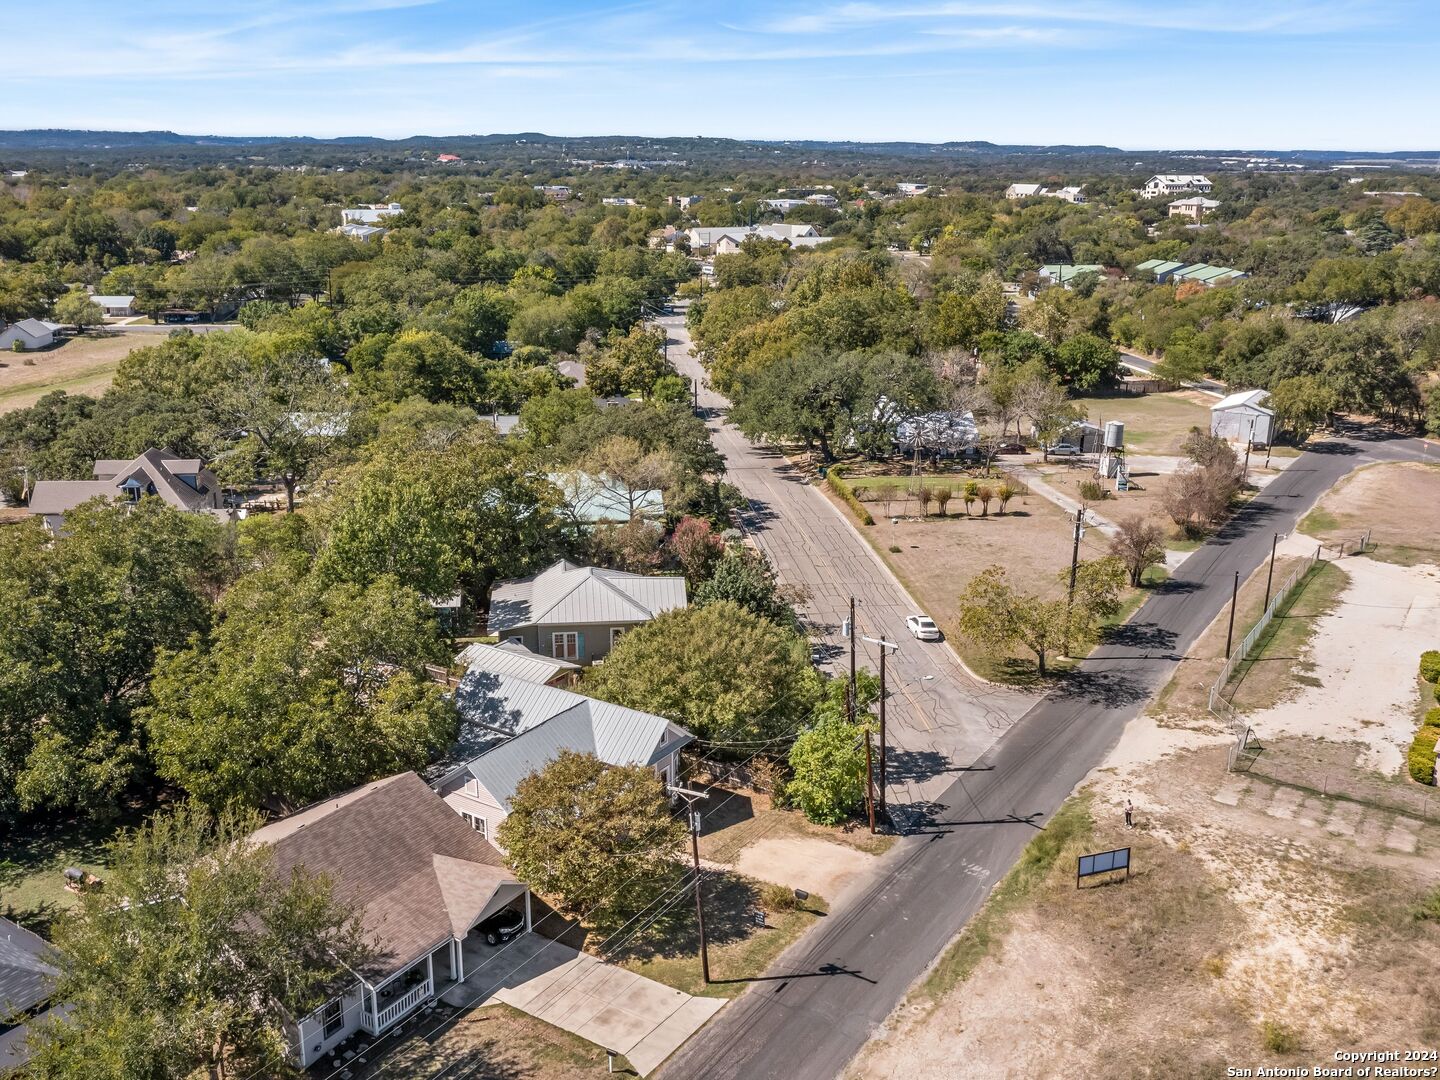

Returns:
0,129,1434,170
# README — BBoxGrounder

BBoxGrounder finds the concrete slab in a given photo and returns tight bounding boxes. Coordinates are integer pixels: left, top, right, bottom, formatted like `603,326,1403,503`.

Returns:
460,933,724,1076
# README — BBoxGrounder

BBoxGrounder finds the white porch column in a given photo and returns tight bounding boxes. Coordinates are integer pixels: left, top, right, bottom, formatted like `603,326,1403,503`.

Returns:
426,950,434,992
457,937,465,981
524,889,533,932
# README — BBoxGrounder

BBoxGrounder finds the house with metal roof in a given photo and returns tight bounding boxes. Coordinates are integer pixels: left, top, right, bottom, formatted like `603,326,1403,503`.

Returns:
437,672,693,842
487,559,687,665
1037,264,1106,287
1133,259,1189,282
1210,389,1274,446
251,772,529,1068
454,641,580,688
0,318,60,351
551,471,666,526
26,448,235,532
1167,196,1221,221
89,294,135,317
0,917,61,1073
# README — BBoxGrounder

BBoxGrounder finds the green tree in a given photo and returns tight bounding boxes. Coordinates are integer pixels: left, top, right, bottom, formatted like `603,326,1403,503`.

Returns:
585,601,822,742
693,545,795,627
788,713,867,826
496,750,686,917
317,428,561,601
1051,333,1119,392
25,803,369,1080
0,501,223,824
54,290,107,333
144,570,456,810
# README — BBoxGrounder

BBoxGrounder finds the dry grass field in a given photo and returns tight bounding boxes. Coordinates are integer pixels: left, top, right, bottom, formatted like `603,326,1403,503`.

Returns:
1069,389,1214,455
0,332,144,414
1300,461,1440,565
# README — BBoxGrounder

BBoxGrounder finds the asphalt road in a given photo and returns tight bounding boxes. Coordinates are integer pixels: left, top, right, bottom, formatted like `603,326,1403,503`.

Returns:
1119,349,1228,395
656,319,1434,1079
658,314,1033,810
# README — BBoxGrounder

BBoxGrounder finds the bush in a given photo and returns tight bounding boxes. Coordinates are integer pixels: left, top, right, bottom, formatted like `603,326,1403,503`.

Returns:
760,882,800,913
1408,725,1439,786
1421,650,1440,684
1260,1020,1299,1055
1078,479,1108,503
825,466,874,526
1425,708,1440,729
888,544,901,553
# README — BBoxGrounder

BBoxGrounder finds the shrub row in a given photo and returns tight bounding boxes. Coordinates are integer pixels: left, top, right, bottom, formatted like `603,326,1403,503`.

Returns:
1408,725,1439,786
825,466,874,526
1420,650,1440,684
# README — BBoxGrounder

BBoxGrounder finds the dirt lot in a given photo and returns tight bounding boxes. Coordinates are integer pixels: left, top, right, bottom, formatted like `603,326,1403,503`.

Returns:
1069,389,1214,455
1029,458,1184,546
0,332,143,413
846,478,1087,677
1300,461,1440,565
851,537,1440,1080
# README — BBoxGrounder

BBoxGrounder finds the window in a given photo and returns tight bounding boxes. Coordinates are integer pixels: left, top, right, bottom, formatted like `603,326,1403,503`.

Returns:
321,997,344,1039
552,632,579,661
461,812,487,839
609,627,627,648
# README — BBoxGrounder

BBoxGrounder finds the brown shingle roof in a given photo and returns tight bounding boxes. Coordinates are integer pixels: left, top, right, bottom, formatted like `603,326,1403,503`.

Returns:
252,773,514,978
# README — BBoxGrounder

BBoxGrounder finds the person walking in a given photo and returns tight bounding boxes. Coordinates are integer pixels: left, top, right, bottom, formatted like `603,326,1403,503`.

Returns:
1124,800,1134,829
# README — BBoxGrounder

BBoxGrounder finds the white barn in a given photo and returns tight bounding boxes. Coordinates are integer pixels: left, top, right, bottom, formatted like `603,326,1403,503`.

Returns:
1210,389,1274,446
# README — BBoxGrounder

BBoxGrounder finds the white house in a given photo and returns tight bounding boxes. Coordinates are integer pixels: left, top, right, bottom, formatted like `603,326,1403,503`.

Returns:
1167,197,1221,221
338,222,387,241
1141,175,1212,199
0,318,59,351
439,673,694,842
254,773,530,1069
1210,389,1274,446
1005,183,1045,200
89,295,136,317
897,182,930,196
686,223,825,252
761,198,807,212
602,197,639,206
805,193,839,207
1048,186,1086,204
453,640,580,688
340,203,403,225
534,185,572,200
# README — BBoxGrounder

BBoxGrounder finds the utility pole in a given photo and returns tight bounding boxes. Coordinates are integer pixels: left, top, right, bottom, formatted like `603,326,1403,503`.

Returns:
862,635,899,817
1263,533,1279,609
1243,417,1255,478
846,596,857,726
1063,506,1084,656
863,732,876,834
1225,570,1240,659
669,785,711,984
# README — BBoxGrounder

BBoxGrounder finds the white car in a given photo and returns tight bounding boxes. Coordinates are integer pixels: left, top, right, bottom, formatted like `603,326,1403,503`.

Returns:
1046,442,1083,457
906,615,941,641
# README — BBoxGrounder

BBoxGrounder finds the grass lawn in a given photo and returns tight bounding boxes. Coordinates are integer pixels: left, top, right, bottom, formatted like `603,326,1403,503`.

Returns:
694,785,894,864
1298,461,1440,566
607,868,829,1000
0,814,134,934
0,332,144,414
1068,390,1213,455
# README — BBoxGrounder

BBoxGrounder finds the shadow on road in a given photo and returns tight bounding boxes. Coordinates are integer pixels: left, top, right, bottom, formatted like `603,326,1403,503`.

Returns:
711,961,877,988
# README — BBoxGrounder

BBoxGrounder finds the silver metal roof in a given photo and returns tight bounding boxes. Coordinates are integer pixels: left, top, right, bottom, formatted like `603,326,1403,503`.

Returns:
454,642,579,685
487,559,687,633
454,672,693,810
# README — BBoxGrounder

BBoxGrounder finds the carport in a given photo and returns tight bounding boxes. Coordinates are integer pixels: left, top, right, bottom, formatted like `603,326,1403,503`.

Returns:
446,932,724,1076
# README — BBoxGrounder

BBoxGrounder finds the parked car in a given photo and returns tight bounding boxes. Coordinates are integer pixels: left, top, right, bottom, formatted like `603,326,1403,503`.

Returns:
905,614,941,641
477,906,525,946
1046,443,1083,457
994,441,1027,455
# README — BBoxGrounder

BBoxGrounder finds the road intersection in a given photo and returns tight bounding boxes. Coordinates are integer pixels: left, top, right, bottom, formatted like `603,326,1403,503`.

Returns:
655,311,1435,1080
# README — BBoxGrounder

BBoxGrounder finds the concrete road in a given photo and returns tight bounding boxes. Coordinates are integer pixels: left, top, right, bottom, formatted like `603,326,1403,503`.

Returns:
657,314,1033,810
657,330,1434,1080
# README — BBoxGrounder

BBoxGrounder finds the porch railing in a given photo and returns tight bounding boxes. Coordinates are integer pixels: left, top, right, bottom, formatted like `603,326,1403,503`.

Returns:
365,978,432,1033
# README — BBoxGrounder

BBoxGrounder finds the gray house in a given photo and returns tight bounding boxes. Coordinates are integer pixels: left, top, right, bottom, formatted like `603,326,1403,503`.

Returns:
486,559,687,665
0,917,61,1073
26,448,234,532
439,672,694,842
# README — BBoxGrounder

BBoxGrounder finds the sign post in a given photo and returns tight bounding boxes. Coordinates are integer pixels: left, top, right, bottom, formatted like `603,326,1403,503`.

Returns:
1076,847,1132,889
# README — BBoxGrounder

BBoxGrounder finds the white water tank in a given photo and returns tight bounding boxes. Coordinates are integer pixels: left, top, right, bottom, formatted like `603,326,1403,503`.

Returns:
1103,420,1125,449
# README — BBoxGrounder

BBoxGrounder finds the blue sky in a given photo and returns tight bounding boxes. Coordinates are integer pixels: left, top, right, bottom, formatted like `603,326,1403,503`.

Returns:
4,1,1436,149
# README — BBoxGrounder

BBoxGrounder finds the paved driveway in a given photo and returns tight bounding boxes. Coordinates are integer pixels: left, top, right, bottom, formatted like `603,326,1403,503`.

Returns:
658,313,1032,813
445,933,723,1076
